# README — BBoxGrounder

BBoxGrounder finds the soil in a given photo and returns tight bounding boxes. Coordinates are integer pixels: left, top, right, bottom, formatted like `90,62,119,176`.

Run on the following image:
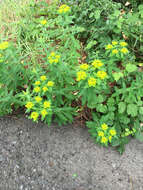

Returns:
0,115,143,190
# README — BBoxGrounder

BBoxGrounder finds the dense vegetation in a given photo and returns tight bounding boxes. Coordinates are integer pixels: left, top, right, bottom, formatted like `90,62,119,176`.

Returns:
0,0,143,153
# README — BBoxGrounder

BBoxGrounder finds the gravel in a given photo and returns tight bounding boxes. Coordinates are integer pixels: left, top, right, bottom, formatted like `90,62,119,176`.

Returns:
0,116,143,190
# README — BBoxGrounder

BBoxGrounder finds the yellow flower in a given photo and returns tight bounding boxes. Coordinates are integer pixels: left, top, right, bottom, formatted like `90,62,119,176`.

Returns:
92,59,103,68
80,64,89,70
35,96,42,102
88,77,96,87
109,136,112,142
112,41,118,45
40,75,47,81
54,58,59,63
40,20,47,25
34,86,40,93
49,59,54,64
97,71,107,79
120,42,127,47
25,102,34,109
43,101,51,108
58,4,70,14
0,41,9,50
105,44,113,50
109,129,116,136
47,81,54,87
120,48,128,54
112,49,118,54
98,131,104,137
101,137,108,144
101,123,108,131
50,52,56,56
41,109,48,117
55,55,61,59
30,112,39,121
34,81,41,85
43,86,48,92
0,53,2,57
76,71,87,81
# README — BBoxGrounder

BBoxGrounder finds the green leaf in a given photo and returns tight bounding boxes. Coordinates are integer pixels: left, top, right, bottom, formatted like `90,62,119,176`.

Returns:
96,104,107,113
113,72,123,81
94,10,101,20
126,64,137,73
127,104,138,117
85,40,97,50
97,95,105,103
139,107,143,115
118,102,126,114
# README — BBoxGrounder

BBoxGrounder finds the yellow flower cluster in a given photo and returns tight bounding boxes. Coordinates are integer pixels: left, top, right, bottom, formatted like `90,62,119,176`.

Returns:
58,4,70,14
97,71,107,79
47,81,54,87
40,75,47,81
48,52,60,64
76,71,87,81
92,59,103,69
97,123,117,144
105,41,129,55
41,109,48,117
33,77,54,94
88,77,96,87
43,101,51,108
25,102,34,109
30,112,39,121
40,20,47,25
80,63,89,70
0,41,9,50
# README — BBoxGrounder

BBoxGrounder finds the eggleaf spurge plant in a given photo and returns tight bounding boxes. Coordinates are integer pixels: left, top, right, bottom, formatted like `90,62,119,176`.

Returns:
1,2,143,154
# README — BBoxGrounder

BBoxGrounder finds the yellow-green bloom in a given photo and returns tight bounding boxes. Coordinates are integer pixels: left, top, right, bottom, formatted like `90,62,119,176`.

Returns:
109,136,112,142
35,96,42,103
58,4,70,14
76,71,87,81
105,44,113,50
30,112,39,121
34,81,41,85
88,77,96,87
98,131,104,137
112,41,118,45
97,71,107,79
43,86,48,92
109,129,116,136
40,75,47,81
41,109,48,117
120,41,127,47
101,123,108,131
0,41,9,50
112,49,118,54
92,59,103,68
101,137,108,144
40,20,47,25
120,48,128,54
47,81,54,87
25,102,34,109
43,101,51,108
80,64,89,70
34,86,40,93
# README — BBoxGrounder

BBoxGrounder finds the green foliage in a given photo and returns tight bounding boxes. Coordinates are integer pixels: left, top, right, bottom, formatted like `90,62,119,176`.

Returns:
0,0,143,153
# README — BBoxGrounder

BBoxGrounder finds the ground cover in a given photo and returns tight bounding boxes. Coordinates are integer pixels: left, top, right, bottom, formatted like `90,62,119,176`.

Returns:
0,0,143,153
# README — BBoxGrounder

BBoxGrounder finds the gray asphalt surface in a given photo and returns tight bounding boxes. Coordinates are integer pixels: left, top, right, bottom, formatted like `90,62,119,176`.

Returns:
0,116,143,190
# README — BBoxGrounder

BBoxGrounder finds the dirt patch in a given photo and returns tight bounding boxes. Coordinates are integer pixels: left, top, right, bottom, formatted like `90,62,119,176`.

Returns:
0,116,143,190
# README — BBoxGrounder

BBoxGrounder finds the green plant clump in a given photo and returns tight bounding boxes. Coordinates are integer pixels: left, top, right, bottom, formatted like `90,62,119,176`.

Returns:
0,0,143,153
